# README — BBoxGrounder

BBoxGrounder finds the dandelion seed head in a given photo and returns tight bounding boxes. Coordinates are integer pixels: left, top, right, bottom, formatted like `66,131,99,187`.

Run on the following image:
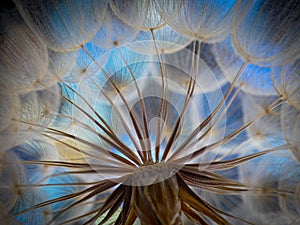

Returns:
0,0,299,224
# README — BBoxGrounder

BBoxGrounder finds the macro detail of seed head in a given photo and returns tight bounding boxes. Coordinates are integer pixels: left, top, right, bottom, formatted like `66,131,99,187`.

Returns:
0,0,299,224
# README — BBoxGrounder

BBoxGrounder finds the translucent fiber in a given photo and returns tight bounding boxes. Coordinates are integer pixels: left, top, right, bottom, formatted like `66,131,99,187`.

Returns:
213,37,277,95
14,0,108,51
232,0,300,66
109,0,165,30
155,0,238,42
0,22,48,94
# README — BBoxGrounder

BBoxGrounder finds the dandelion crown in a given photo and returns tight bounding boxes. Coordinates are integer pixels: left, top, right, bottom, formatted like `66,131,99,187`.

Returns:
0,0,299,224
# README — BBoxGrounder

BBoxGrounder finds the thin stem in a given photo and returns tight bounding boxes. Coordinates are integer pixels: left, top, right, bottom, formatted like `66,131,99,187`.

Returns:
162,41,200,161
150,28,168,163
88,76,144,162
168,62,248,161
117,48,152,163
81,45,147,162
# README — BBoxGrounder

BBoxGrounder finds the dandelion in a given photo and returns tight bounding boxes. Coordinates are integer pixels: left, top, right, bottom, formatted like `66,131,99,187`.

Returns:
232,0,300,66
0,0,299,225
0,11,48,94
14,0,108,51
